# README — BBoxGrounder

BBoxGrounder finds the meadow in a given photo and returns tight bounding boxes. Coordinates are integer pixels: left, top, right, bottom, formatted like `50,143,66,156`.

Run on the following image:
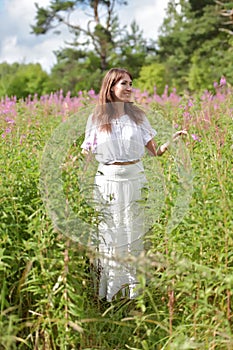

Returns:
0,80,233,350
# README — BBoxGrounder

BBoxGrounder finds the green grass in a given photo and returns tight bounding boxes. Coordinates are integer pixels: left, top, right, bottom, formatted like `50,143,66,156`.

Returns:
0,89,233,349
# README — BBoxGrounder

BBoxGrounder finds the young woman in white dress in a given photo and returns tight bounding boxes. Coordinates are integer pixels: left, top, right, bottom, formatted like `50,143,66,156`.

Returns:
81,68,187,302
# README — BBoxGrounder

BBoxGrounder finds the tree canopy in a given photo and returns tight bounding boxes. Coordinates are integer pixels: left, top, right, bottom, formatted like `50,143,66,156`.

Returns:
32,0,129,72
31,0,155,94
1,0,233,98
0,63,49,98
155,0,233,91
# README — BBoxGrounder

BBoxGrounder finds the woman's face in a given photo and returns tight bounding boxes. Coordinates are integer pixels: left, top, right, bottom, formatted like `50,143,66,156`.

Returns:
111,73,132,103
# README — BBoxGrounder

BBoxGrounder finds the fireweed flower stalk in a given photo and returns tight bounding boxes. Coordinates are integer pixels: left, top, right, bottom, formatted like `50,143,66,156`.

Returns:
191,134,201,142
1,82,233,349
0,96,17,138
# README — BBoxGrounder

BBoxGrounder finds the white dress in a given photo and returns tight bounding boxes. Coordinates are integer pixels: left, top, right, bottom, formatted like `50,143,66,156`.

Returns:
81,114,156,301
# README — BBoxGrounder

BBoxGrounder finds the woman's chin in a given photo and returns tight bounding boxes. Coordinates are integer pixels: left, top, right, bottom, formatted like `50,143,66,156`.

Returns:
123,97,132,103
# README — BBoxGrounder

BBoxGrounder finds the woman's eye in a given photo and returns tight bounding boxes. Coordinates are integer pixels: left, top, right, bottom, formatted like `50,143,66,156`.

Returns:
121,82,132,86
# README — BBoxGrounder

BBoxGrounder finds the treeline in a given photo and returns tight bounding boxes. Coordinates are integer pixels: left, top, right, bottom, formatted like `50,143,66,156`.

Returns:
0,0,232,99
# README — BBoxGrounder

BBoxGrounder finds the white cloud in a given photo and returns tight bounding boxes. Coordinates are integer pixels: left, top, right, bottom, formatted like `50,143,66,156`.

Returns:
0,33,66,71
117,0,169,39
0,0,169,72
0,0,71,71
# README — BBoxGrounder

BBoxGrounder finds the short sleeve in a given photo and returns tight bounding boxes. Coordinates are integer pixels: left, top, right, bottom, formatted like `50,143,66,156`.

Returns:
81,114,97,152
140,116,157,145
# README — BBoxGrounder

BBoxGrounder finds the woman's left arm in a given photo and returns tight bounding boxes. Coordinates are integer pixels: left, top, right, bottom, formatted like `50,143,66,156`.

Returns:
146,130,188,157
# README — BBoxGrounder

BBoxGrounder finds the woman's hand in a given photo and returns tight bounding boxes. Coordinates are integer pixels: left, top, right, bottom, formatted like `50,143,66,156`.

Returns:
146,130,188,157
172,129,188,141
81,148,89,155
157,130,188,155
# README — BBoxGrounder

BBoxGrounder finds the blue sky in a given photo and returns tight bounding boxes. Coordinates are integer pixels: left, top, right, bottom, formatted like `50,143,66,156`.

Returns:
0,0,169,72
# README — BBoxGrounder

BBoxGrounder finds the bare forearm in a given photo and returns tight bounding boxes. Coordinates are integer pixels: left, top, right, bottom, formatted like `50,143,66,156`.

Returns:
156,142,170,156
146,130,187,157
146,140,169,156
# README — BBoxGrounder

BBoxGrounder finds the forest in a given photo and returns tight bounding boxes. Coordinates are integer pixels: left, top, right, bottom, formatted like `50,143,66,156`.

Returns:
0,0,233,98
1,1,233,349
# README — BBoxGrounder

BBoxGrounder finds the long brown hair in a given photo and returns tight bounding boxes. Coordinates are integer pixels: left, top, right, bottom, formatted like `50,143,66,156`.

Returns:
92,68,145,132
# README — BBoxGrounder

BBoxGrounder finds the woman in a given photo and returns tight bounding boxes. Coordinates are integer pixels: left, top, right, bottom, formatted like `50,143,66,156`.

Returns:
81,68,186,302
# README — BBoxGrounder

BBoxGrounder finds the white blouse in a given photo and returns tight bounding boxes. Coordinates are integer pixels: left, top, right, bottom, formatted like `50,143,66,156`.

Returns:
81,114,157,164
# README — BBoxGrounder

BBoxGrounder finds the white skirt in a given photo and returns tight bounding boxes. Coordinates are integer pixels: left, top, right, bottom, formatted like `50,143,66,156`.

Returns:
93,161,147,301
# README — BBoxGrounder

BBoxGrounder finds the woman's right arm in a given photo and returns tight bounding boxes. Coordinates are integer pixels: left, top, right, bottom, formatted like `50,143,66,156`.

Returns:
81,114,97,154
81,148,89,155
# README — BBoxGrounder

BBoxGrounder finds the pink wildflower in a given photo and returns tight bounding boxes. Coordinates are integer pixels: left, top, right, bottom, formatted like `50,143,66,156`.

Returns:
220,76,226,86
191,134,201,142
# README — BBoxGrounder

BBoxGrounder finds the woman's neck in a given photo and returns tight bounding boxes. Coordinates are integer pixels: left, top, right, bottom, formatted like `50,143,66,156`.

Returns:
114,102,125,117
